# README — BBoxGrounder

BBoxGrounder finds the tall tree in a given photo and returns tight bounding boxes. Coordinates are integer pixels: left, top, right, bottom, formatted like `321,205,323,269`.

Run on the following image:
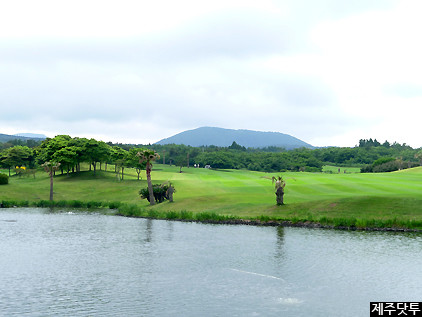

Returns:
137,149,160,205
68,137,88,173
52,147,78,176
126,148,146,180
111,146,128,180
42,161,61,201
1,146,33,176
174,153,189,173
37,135,71,165
83,139,111,175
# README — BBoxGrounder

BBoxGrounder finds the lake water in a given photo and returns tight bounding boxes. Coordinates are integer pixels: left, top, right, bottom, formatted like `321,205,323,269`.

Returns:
0,208,421,317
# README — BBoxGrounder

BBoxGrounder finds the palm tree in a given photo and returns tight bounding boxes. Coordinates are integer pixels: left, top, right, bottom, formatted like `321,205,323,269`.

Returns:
137,149,160,205
42,161,61,201
272,176,286,205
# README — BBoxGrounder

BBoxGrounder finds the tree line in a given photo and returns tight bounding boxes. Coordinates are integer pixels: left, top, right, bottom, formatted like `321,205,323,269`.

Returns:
1,136,421,176
0,135,145,178
149,140,422,173
0,138,41,150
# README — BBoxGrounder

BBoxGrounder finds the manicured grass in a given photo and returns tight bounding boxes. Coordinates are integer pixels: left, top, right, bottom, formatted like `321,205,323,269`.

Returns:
322,165,361,173
1,164,422,230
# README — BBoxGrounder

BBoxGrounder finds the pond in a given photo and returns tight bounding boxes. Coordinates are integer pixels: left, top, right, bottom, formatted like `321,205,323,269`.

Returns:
0,208,421,316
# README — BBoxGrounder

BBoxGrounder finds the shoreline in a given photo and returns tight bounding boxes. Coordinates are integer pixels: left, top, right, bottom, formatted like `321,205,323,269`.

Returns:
1,202,422,233
116,213,422,233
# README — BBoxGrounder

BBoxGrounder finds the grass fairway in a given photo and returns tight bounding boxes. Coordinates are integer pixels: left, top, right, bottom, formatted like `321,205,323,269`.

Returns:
1,165,422,229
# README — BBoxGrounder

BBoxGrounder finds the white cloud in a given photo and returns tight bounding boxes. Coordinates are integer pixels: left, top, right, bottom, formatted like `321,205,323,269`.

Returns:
1,0,421,148
0,0,282,38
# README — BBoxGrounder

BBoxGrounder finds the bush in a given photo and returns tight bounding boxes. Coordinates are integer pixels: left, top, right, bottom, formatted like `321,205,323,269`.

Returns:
55,200,68,207
165,211,179,219
108,201,122,209
36,200,54,207
118,203,142,217
86,201,102,208
139,183,175,204
304,166,322,172
360,164,373,173
180,210,193,220
1,200,18,207
373,160,400,173
373,157,395,167
0,173,9,185
68,200,84,208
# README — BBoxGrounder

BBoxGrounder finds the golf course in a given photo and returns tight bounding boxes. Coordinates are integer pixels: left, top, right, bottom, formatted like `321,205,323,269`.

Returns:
1,164,422,230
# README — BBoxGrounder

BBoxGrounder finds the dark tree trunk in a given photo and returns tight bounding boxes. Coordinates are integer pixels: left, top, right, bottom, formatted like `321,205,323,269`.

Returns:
146,163,155,205
276,187,284,205
49,172,54,201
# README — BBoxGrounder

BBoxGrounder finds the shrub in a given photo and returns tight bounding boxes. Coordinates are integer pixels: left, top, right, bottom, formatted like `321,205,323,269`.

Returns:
373,160,400,173
147,209,159,218
1,200,18,207
373,157,395,167
87,201,102,208
118,203,144,217
180,210,193,220
304,166,322,173
360,165,373,173
0,173,9,185
165,211,179,219
108,201,122,209
195,212,233,222
36,200,54,207
139,183,175,204
68,200,84,208
259,215,271,222
55,200,68,207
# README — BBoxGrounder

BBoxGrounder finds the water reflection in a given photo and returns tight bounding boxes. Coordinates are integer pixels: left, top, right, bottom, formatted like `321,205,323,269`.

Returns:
166,221,174,241
275,226,285,260
143,218,153,243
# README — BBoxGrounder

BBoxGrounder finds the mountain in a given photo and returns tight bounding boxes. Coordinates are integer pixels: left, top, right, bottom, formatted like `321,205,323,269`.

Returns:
0,133,46,143
155,127,314,149
14,133,47,139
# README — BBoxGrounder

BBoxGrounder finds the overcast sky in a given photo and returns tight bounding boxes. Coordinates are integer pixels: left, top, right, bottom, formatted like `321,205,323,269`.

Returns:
1,0,421,147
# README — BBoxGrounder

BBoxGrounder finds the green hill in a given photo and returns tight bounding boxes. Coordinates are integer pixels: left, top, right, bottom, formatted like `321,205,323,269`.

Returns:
155,127,314,149
0,133,46,143
1,164,421,230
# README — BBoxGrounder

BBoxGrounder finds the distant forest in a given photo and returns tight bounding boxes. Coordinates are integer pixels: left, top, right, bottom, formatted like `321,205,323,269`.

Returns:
1,136,421,175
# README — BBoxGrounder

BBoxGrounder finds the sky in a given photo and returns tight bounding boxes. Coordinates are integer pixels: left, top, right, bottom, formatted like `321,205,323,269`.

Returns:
1,0,421,148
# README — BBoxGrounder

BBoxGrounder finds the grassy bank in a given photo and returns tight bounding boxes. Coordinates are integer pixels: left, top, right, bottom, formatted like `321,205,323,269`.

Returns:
1,165,422,230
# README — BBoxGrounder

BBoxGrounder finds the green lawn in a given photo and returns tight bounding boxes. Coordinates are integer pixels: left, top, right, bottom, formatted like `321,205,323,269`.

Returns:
1,165,422,229
322,165,361,173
